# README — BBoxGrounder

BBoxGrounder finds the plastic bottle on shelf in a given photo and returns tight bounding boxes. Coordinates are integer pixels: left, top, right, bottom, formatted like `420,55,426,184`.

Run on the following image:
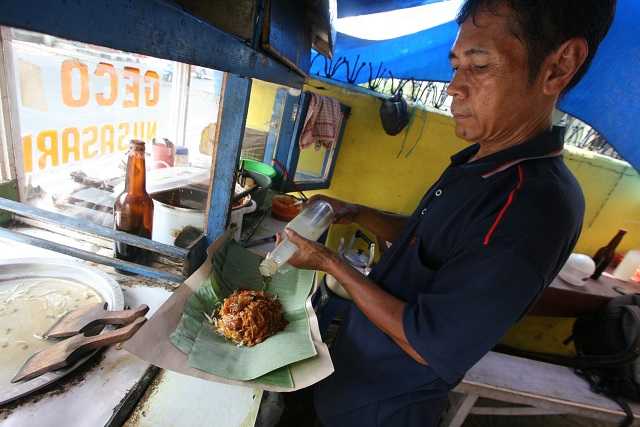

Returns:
259,200,334,277
175,147,189,167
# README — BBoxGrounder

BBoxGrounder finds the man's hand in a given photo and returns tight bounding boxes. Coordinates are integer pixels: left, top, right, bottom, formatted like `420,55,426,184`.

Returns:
307,195,360,225
282,227,428,366
280,229,337,272
308,195,408,243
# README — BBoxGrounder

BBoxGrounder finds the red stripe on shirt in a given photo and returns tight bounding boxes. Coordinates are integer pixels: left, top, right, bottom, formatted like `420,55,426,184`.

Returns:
483,165,525,246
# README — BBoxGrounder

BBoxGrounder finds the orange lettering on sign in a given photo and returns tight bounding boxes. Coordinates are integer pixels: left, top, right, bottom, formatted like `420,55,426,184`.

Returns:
101,124,115,154
117,122,130,151
61,127,81,163
37,130,59,170
95,63,118,106
146,121,157,140
61,60,89,107
133,122,145,140
144,70,160,107
22,135,33,174
82,126,98,159
123,67,140,108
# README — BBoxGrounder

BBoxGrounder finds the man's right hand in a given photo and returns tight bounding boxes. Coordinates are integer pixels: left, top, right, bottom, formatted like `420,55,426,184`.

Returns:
307,195,360,225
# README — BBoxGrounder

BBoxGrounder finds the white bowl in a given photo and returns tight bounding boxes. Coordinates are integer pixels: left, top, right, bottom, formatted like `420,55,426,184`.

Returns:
558,253,596,287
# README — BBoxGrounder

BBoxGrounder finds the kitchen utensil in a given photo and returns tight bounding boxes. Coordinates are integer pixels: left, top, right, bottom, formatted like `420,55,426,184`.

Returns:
44,303,149,338
12,317,146,383
0,257,124,406
151,186,207,246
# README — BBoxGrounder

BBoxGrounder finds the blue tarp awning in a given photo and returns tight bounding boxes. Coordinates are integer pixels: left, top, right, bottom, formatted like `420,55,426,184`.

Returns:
314,0,640,171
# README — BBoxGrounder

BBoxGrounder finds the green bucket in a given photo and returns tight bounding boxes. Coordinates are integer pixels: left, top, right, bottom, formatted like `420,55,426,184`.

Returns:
241,159,277,178
241,159,278,208
241,159,281,193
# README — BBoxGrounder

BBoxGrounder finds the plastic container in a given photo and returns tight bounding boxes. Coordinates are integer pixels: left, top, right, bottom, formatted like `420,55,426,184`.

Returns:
259,200,334,276
242,159,281,189
151,140,175,169
175,147,189,167
241,159,277,178
613,250,640,281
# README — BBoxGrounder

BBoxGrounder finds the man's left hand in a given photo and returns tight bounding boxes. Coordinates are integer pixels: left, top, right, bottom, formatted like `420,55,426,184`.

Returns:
281,229,336,273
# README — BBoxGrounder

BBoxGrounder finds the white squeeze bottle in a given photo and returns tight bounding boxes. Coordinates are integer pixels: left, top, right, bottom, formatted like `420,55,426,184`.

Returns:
259,200,335,277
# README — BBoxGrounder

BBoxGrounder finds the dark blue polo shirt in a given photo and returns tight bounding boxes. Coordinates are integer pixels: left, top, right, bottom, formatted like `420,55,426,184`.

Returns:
314,127,585,420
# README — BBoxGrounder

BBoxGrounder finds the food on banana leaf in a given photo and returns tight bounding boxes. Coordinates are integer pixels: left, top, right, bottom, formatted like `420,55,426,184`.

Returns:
209,290,287,347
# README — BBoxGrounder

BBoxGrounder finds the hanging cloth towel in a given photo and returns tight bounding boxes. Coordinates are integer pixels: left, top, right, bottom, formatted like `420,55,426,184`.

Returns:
300,93,342,150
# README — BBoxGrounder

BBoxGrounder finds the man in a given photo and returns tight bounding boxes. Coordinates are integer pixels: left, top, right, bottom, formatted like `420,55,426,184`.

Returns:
282,1,616,426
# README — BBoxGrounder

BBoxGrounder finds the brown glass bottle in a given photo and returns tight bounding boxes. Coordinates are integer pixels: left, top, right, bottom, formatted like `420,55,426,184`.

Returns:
591,229,626,280
113,140,154,263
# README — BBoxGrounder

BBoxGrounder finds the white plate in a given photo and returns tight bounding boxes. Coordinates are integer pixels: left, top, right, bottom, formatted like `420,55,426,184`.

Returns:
0,258,123,405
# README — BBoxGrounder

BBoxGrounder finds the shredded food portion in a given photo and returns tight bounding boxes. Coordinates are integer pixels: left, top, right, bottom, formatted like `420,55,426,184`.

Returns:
213,290,287,347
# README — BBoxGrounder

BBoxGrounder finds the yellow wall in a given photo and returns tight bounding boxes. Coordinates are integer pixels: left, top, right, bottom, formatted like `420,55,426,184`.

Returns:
246,79,280,132
303,79,640,256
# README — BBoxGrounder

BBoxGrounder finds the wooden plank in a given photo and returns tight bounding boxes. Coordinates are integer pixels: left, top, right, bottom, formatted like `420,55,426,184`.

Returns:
469,406,566,416
0,0,303,88
456,351,640,422
262,0,311,75
13,219,185,280
205,75,252,244
174,0,257,42
0,197,189,258
440,393,478,427
0,227,183,282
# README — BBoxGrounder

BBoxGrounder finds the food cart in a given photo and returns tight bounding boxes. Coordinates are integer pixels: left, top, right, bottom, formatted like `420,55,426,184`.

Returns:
0,1,639,426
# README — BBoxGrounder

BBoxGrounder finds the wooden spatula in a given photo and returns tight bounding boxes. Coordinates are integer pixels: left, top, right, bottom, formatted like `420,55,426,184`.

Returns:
12,317,146,383
44,303,149,338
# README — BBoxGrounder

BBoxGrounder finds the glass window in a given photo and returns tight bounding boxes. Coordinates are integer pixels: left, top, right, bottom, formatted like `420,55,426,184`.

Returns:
186,65,224,169
241,79,288,163
4,28,224,238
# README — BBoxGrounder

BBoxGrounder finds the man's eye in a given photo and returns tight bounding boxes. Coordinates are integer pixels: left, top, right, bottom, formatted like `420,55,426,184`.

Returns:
473,64,488,70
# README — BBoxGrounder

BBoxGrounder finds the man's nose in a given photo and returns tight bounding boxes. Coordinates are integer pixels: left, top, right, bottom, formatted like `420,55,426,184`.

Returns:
447,70,467,99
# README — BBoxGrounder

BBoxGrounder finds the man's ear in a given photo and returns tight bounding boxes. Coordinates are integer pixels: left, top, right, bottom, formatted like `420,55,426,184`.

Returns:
541,38,589,96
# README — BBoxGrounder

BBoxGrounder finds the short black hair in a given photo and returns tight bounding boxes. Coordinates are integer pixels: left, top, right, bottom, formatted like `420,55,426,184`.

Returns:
456,0,616,92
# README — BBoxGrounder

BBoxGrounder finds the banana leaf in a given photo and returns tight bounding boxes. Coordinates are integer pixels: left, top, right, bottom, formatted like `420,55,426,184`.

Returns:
170,240,317,387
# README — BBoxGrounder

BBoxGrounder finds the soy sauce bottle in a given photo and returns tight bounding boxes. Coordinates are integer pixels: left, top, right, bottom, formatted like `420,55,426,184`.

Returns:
113,140,154,264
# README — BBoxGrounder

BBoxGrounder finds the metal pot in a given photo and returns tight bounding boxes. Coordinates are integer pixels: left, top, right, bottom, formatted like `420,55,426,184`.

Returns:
151,186,206,246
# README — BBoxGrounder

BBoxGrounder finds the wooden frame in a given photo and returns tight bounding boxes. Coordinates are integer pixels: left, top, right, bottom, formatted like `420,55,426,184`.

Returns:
0,0,303,88
0,0,303,281
0,26,24,196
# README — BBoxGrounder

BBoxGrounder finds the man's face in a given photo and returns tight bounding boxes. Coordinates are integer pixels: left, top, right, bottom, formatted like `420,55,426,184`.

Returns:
447,5,549,143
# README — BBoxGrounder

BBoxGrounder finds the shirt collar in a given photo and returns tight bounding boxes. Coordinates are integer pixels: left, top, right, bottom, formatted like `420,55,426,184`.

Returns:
450,127,565,178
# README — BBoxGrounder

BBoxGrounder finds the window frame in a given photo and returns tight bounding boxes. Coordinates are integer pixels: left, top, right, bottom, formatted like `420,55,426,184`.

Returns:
271,90,350,192
0,27,23,193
